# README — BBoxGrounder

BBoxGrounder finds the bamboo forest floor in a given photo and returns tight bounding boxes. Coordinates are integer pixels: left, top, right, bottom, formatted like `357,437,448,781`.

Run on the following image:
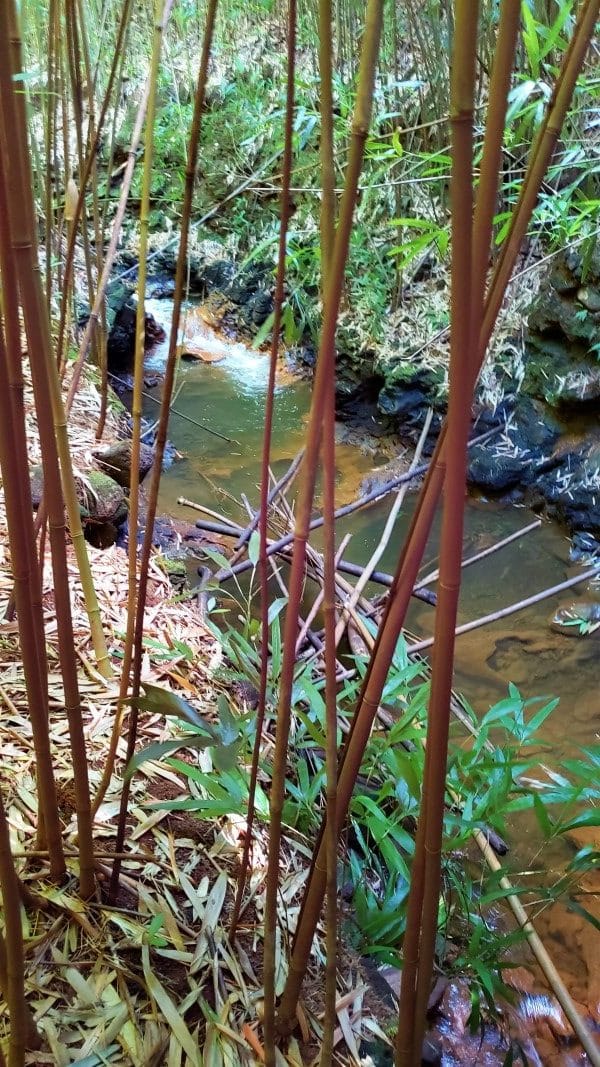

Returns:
0,359,403,1066
2,360,598,1066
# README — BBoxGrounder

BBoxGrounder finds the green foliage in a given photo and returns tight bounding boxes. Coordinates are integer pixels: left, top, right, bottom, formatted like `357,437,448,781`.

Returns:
127,592,600,1026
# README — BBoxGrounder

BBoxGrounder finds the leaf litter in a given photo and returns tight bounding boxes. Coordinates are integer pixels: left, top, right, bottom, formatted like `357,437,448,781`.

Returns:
0,359,386,1064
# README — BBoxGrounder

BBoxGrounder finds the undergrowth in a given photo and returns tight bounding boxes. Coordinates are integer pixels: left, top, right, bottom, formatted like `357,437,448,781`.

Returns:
125,589,600,1032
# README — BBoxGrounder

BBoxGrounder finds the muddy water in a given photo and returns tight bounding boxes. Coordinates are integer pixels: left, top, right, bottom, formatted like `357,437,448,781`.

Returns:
142,301,600,1021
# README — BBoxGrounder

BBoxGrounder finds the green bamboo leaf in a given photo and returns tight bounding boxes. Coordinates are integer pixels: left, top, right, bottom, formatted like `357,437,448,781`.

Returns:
132,682,216,733
247,530,260,566
125,735,213,781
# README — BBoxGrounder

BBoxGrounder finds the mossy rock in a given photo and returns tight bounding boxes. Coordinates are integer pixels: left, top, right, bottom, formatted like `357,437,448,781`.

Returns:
93,440,154,488
29,466,127,527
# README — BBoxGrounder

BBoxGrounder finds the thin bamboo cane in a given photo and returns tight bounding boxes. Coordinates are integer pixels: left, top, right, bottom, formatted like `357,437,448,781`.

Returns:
333,412,432,648
63,76,151,409
106,0,170,843
277,1,599,1021
0,157,47,695
272,0,384,1040
107,0,217,897
0,177,65,888
55,0,133,376
90,2,175,817
2,0,111,681
396,6,480,1061
0,791,27,1067
318,0,336,290
0,1,96,893
44,0,58,312
0,932,40,1057
229,0,296,968
319,217,339,1067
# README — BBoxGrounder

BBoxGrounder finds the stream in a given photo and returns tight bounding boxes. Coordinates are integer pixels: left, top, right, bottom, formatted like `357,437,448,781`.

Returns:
140,299,600,1040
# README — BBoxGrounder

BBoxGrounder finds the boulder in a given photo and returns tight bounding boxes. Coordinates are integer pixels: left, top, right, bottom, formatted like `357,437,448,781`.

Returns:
467,446,525,493
93,440,154,488
30,466,127,528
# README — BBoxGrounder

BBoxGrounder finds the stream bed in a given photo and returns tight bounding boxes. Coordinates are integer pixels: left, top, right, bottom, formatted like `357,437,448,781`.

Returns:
140,299,600,1044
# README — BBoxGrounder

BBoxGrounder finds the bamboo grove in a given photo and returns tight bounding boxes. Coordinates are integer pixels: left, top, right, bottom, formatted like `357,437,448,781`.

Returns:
0,1,599,1066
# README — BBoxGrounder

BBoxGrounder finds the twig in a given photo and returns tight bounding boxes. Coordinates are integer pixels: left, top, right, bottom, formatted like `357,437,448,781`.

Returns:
408,565,599,652
416,517,542,587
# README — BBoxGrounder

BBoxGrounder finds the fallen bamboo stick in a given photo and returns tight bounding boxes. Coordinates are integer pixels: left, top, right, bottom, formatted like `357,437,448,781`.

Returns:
180,426,500,567
408,565,599,652
415,517,542,588
192,516,436,605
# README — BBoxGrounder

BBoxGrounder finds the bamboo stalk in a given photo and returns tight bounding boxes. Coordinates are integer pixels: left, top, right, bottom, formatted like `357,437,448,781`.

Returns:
278,1,600,1021
318,0,336,291
0,101,65,888
90,0,176,818
320,65,339,1051
0,791,27,1067
107,0,169,834
54,0,133,375
0,0,96,895
107,0,217,897
274,0,384,1038
333,413,432,649
229,5,296,994
396,6,480,1060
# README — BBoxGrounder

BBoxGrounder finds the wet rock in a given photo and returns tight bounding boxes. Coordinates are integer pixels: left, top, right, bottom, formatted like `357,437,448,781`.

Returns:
107,300,137,372
511,397,562,452
239,288,273,327
201,258,237,294
550,601,600,637
467,446,525,492
377,371,436,424
106,297,168,375
527,286,600,347
30,466,127,528
570,531,600,563
80,471,127,526
537,449,600,535
93,440,155,489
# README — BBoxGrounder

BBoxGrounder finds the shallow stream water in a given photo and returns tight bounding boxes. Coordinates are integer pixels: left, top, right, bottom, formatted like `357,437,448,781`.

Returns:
142,299,600,1027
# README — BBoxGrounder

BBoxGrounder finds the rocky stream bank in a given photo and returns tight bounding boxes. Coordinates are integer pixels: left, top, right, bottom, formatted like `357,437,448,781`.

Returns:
102,238,600,555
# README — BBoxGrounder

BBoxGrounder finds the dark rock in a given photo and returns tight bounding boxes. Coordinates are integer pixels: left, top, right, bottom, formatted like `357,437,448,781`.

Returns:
378,383,430,421
81,471,127,526
107,298,169,375
107,301,137,373
570,531,600,563
239,288,273,327
30,465,127,529
467,446,525,492
93,440,155,488
150,279,176,299
537,453,600,535
201,259,237,294
287,344,316,372
511,396,562,452
528,279,600,346
228,264,270,305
